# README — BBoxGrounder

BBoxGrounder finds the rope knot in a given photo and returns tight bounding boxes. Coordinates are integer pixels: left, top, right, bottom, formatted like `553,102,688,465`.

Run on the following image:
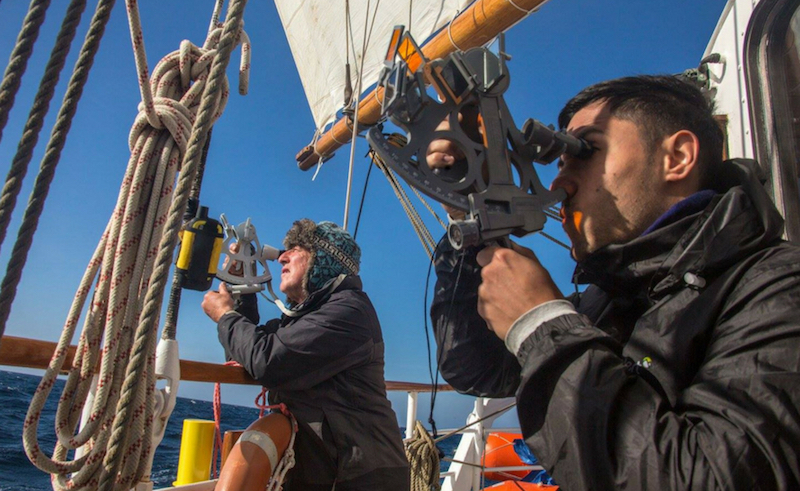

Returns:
128,21,251,154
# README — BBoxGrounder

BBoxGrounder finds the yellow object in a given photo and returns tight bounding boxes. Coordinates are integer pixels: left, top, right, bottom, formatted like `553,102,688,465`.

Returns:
175,225,197,270
173,419,216,486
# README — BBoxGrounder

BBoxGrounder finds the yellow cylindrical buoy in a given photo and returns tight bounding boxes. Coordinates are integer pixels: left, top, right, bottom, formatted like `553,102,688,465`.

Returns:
173,419,216,486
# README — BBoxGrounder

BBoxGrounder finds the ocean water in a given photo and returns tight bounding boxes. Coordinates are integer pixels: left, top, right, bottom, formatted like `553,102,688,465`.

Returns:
0,370,460,490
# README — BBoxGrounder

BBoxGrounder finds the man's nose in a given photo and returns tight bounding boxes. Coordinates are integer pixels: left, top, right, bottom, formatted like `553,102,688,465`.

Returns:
550,174,576,199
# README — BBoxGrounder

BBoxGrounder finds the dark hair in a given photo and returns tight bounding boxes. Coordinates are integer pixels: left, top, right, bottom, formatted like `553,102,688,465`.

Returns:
558,75,724,188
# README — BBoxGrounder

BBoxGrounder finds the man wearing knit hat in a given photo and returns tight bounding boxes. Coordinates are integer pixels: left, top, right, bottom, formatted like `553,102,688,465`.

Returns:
202,219,409,490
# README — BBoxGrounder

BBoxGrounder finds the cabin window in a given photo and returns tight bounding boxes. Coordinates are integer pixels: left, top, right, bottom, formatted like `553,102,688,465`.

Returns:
783,11,800,174
745,0,800,240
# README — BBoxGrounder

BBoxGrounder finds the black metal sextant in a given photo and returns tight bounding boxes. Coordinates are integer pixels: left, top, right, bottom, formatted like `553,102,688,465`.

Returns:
366,27,593,249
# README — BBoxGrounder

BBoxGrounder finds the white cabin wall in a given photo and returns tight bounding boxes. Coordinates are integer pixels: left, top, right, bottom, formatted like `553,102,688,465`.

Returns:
703,0,759,160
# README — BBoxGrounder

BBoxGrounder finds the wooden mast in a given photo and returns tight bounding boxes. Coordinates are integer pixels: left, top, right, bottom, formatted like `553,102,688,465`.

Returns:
295,0,549,170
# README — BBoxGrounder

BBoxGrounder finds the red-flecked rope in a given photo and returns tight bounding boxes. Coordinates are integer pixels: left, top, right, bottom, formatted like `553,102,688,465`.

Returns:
256,386,269,418
21,1,251,489
211,360,242,478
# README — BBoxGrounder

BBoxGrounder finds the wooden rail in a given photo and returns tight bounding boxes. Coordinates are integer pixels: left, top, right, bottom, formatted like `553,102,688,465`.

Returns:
0,335,453,392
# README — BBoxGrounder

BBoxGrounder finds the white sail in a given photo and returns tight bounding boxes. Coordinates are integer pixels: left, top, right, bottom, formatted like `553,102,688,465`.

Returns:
273,0,473,131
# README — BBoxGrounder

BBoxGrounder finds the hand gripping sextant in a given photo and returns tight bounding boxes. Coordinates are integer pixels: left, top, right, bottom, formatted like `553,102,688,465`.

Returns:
216,215,296,315
366,28,593,249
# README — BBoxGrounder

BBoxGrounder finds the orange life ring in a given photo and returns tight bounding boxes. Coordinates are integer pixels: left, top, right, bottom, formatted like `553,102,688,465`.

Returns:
216,413,292,491
482,432,528,481
481,481,559,490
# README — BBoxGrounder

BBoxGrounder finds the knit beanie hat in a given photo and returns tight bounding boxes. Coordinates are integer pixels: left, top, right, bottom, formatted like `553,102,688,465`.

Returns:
283,219,361,295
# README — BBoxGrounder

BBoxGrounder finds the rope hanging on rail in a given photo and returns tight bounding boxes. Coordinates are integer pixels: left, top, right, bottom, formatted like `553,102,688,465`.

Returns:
406,420,442,491
21,0,251,488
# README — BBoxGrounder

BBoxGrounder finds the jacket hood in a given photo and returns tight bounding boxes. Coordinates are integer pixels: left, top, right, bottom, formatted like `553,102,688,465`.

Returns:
576,159,785,297
283,274,362,319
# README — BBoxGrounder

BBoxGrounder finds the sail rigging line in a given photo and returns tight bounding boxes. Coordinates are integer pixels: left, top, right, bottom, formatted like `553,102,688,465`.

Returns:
368,132,446,256
381,162,435,255
406,177,448,230
539,230,569,250
0,0,52,148
447,9,467,51
538,206,571,250
0,0,86,288
352,158,374,240
0,0,110,344
344,0,354,110
370,149,443,258
506,0,542,14
343,0,382,230
20,1,250,488
433,400,518,444
423,240,443,435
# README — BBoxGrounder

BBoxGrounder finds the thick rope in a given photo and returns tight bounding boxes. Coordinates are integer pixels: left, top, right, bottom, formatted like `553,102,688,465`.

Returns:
406,420,441,491
0,0,52,147
380,158,438,256
161,129,214,343
99,2,248,488
0,0,86,299
0,0,109,342
0,0,86,252
369,145,444,259
267,405,298,491
21,1,250,489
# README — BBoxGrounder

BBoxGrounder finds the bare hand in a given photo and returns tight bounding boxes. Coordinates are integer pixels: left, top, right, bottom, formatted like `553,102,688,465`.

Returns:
222,242,243,277
426,118,467,220
476,243,564,339
202,282,235,323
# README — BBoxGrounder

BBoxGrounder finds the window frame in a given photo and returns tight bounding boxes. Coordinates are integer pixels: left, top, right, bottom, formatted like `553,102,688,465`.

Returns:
745,0,800,240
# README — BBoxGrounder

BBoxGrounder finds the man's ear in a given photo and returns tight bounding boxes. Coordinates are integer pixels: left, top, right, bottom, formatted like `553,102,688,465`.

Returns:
662,130,700,183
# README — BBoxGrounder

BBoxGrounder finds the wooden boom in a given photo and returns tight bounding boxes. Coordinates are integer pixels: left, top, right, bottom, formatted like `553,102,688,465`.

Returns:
295,0,549,170
0,335,452,392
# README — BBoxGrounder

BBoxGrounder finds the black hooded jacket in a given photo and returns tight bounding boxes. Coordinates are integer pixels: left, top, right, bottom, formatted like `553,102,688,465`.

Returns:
431,160,800,490
217,275,408,486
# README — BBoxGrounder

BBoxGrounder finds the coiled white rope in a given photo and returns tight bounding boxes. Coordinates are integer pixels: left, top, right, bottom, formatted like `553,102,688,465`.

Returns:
22,1,250,489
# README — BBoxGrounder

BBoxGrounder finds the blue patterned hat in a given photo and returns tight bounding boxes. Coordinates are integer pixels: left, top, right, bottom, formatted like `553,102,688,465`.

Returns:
283,219,361,295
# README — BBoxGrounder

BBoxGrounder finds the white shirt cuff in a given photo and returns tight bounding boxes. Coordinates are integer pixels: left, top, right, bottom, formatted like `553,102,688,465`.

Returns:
504,299,577,355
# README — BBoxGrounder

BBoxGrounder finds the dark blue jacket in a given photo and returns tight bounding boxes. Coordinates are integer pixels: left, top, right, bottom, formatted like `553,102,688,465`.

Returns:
218,275,408,486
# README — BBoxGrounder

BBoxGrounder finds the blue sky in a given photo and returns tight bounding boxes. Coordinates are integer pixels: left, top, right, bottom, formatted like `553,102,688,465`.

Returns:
0,0,729,429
